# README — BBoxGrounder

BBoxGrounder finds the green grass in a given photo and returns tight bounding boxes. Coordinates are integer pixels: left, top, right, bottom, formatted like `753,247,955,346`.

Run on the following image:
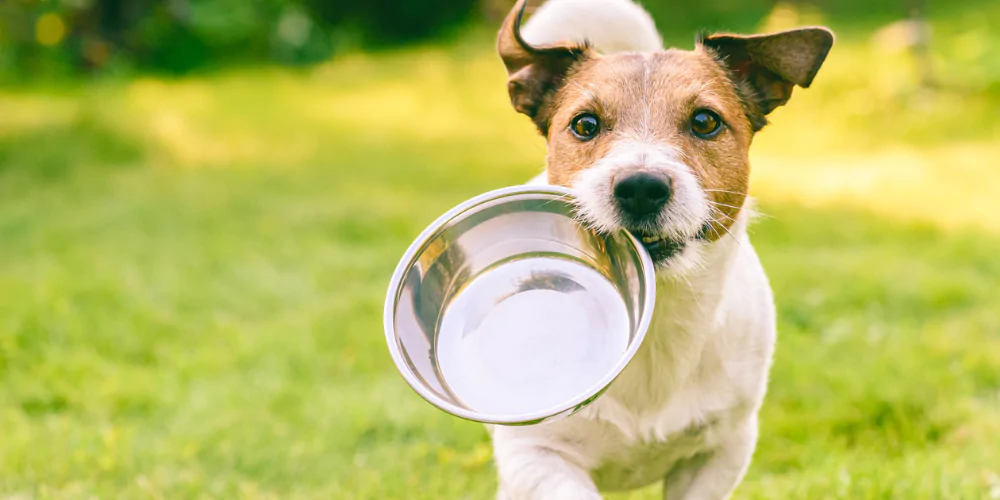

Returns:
2,2,1000,498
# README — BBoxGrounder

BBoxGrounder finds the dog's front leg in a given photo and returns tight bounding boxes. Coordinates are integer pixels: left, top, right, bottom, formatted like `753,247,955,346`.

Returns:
662,417,758,500
493,428,600,500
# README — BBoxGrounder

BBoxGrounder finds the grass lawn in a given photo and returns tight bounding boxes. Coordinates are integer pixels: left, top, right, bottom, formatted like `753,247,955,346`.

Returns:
2,2,1000,498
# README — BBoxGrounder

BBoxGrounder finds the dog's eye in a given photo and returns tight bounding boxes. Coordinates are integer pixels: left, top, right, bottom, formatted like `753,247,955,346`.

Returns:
690,109,722,139
570,114,600,141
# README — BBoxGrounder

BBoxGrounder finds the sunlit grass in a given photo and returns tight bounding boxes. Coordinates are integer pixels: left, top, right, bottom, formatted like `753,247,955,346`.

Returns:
1,2,999,498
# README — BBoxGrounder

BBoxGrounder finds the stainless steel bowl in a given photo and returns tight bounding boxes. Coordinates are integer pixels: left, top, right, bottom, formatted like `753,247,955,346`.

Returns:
384,185,656,425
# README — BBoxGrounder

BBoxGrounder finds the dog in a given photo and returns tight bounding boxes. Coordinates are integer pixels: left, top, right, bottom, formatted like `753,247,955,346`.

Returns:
490,0,834,498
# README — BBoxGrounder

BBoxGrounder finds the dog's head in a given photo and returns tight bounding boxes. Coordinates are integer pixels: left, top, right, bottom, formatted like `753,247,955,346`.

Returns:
498,0,833,273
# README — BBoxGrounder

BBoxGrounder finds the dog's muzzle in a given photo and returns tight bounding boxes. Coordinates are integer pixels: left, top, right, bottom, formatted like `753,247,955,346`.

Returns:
613,172,671,224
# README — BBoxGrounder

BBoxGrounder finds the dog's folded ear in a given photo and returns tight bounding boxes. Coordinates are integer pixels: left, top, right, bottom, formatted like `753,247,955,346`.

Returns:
498,0,593,134
702,27,834,128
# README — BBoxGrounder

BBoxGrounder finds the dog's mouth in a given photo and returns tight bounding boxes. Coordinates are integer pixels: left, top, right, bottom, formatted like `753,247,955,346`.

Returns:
633,231,686,263
630,223,712,264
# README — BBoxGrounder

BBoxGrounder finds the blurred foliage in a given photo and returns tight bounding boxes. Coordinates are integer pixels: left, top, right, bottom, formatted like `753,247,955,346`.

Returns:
1,0,992,79
643,0,923,40
0,0,943,79
0,0,479,77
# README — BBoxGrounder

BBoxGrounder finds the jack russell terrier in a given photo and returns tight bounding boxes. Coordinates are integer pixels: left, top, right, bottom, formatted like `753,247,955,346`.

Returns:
490,0,833,498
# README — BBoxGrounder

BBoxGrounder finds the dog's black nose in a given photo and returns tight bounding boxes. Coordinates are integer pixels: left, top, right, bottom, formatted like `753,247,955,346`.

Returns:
614,172,672,220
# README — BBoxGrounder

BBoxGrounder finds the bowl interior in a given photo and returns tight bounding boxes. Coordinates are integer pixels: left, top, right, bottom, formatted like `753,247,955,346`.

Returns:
386,187,654,424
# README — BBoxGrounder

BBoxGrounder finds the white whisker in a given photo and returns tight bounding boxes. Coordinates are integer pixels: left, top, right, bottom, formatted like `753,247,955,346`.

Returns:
703,188,746,196
679,273,706,311
707,220,725,241
539,193,575,209
706,201,746,211
710,208,737,224
707,206,744,249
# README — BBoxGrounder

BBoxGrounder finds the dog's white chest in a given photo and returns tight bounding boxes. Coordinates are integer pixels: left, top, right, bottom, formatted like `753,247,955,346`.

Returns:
590,417,714,490
559,260,772,491
580,366,743,491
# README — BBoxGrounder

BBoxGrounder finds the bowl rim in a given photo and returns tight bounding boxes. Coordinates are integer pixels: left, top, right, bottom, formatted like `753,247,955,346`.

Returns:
383,184,657,425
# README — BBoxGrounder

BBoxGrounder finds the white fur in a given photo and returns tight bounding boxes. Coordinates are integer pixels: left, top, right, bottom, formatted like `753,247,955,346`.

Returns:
571,139,712,277
493,1,778,499
521,0,663,53
573,140,709,240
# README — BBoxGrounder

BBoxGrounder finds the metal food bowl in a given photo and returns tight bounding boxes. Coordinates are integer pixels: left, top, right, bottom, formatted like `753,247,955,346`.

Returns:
384,186,656,425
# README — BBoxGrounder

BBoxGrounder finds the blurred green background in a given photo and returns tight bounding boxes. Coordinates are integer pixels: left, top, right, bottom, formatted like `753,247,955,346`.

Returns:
1,0,999,498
